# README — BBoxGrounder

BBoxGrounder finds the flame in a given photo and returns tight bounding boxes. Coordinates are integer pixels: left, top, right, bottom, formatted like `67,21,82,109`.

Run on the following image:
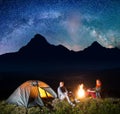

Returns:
77,84,85,99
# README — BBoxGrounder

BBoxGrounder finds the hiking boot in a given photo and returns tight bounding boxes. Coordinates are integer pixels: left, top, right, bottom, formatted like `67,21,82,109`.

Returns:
70,102,75,107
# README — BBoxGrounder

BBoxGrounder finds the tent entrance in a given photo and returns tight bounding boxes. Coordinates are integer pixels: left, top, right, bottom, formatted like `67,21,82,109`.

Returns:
28,86,44,107
38,87,53,98
28,86,39,106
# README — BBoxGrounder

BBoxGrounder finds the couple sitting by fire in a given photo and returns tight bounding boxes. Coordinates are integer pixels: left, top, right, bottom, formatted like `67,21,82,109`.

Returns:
57,80,102,106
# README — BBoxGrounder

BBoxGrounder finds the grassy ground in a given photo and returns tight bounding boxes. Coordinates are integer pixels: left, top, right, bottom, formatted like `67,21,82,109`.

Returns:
0,98,120,114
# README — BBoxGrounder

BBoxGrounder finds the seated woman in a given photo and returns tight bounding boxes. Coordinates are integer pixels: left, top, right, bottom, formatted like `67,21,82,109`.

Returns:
86,79,102,98
95,79,102,98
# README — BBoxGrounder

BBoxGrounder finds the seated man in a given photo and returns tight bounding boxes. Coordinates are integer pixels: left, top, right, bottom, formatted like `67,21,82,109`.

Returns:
57,81,79,106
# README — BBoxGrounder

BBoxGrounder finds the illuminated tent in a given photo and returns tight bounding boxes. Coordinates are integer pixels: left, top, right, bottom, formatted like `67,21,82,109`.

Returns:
6,80,57,107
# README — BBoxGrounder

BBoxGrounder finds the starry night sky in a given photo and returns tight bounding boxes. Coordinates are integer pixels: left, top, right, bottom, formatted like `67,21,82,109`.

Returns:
0,0,120,55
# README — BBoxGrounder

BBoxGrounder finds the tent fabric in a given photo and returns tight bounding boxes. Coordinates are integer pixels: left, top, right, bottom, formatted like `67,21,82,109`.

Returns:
6,80,57,107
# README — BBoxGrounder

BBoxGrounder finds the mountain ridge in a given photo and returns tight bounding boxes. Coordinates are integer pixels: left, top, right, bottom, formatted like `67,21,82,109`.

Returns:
1,34,120,57
0,34,120,73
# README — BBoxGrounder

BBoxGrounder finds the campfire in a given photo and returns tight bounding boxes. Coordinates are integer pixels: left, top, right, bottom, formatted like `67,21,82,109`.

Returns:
77,83,85,99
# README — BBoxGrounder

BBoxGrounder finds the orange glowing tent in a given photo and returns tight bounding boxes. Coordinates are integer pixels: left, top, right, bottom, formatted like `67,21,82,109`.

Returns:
6,80,57,107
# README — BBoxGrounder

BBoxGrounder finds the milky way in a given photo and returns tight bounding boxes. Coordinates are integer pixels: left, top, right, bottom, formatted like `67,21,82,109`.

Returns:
0,0,120,55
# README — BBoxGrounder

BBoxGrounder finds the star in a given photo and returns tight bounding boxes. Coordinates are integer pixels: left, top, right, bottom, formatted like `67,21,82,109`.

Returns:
0,0,120,54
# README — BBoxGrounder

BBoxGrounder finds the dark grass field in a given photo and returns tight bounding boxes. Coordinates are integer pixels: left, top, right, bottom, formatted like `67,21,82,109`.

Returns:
0,98,120,114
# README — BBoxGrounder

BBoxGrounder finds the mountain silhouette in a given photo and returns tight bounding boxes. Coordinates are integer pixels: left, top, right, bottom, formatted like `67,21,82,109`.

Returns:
0,34,71,61
81,41,120,61
18,34,71,60
0,34,120,73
